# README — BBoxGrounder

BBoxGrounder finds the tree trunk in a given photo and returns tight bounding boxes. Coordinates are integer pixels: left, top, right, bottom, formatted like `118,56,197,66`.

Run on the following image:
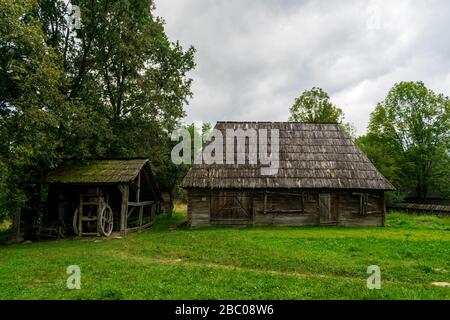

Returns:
168,189,174,218
416,170,428,200
12,210,21,239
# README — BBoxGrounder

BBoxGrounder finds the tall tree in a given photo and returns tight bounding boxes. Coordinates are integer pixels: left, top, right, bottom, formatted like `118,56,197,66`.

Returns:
365,81,450,200
0,0,67,223
289,87,345,122
0,0,196,225
289,87,354,135
36,0,196,157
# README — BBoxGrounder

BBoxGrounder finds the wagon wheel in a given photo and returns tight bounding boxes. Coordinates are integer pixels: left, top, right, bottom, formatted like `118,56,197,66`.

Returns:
99,204,114,237
73,208,80,236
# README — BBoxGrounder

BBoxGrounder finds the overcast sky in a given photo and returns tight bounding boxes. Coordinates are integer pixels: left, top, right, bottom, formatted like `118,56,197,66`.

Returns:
155,0,450,135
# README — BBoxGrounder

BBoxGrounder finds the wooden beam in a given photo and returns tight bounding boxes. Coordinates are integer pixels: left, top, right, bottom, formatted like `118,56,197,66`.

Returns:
263,209,304,214
127,206,136,218
126,221,154,233
138,205,144,226
263,190,267,215
120,184,129,236
128,201,155,206
136,172,141,203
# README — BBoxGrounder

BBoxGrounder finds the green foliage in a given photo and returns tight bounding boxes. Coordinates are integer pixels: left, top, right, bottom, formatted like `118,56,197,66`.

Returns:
0,0,67,219
355,134,410,203
153,122,210,214
1,212,450,299
0,0,195,219
361,81,450,200
289,87,345,123
289,87,355,136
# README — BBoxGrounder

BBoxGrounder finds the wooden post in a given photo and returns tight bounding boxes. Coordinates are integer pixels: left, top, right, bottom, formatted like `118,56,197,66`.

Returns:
301,192,305,214
382,192,386,227
138,205,144,227
119,184,129,235
263,190,267,215
136,172,140,203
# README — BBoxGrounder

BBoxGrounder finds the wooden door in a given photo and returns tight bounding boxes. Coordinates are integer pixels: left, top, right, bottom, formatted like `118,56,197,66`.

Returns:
211,192,251,224
319,193,337,225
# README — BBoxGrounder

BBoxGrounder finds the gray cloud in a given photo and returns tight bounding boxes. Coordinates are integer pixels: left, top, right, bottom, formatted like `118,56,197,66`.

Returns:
155,0,450,134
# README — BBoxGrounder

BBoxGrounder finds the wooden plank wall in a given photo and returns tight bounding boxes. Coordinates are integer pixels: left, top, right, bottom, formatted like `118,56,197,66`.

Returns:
253,191,319,226
187,189,385,228
187,189,211,227
337,192,384,227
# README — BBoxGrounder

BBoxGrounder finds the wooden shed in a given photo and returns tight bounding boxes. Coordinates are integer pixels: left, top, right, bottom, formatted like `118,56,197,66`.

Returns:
182,122,395,228
44,158,162,237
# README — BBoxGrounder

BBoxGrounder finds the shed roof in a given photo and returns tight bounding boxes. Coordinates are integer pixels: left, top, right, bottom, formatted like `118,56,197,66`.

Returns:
46,159,150,184
182,122,395,190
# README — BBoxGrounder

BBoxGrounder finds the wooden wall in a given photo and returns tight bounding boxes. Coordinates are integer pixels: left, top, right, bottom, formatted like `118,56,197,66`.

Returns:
187,189,385,228
187,189,211,227
253,191,319,226
337,192,384,227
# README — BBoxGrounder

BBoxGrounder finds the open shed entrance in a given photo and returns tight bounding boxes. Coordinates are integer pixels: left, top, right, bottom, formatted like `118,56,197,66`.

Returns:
42,159,162,239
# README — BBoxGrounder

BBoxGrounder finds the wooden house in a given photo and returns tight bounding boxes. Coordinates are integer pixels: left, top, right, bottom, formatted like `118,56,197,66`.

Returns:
45,158,161,237
182,122,395,227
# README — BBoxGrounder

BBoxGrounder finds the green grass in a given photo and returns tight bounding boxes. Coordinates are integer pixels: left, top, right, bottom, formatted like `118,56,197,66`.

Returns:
0,212,449,300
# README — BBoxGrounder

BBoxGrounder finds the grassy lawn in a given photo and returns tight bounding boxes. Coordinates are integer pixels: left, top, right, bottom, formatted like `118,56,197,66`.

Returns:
0,211,449,300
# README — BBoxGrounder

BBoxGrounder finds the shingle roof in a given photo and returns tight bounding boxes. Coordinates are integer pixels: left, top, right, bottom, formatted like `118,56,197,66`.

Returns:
182,122,395,190
46,159,149,184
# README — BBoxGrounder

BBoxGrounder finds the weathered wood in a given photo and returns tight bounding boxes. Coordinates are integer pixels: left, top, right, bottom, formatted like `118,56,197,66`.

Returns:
126,221,154,233
182,122,395,191
269,209,304,213
187,189,212,227
188,189,385,228
136,172,141,203
263,191,267,214
128,201,155,206
127,206,136,218
138,205,144,226
119,184,129,235
43,159,161,239
319,193,332,224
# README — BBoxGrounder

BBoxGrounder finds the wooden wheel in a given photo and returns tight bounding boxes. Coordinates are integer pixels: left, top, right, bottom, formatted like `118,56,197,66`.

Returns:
73,208,80,236
99,204,114,237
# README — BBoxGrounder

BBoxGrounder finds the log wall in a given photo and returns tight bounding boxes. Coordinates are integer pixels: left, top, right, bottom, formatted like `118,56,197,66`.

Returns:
187,189,211,227
187,189,385,228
